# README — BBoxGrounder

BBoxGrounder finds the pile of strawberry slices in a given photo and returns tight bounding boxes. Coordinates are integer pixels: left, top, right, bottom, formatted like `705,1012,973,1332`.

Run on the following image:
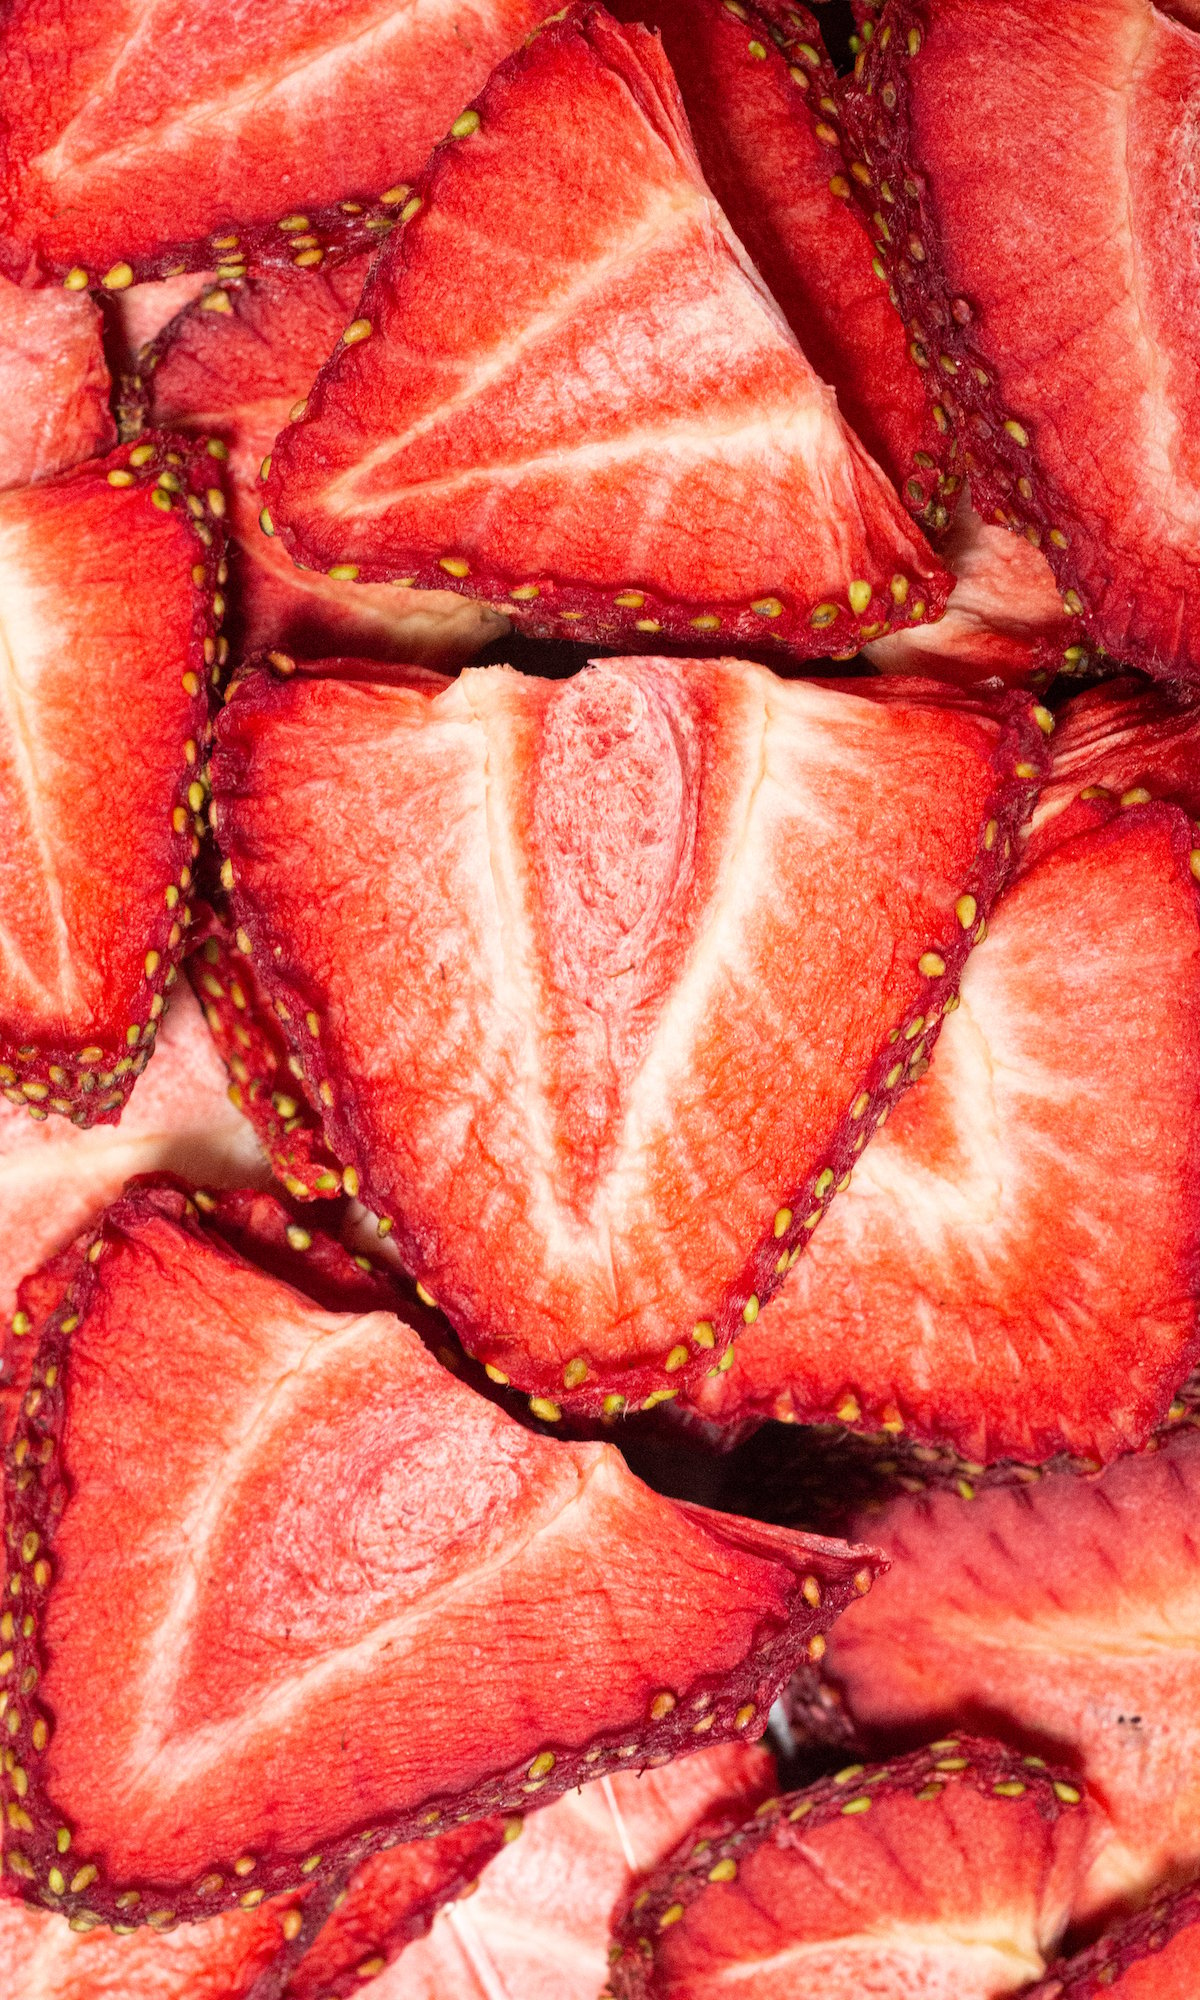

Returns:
0,0,1197,1994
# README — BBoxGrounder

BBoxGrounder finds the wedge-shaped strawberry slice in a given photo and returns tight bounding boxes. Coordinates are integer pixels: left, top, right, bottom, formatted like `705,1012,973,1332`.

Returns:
824,1429,1200,1918
212,655,1044,1413
609,0,954,532
378,1744,771,2000
0,1178,878,1927
687,757,1200,1460
608,1738,1097,1999
265,4,950,658
141,268,506,664
0,441,222,1123
844,0,1200,682
1029,1881,1200,1998
0,0,548,285
0,278,113,488
1026,679,1200,861
868,499,1077,689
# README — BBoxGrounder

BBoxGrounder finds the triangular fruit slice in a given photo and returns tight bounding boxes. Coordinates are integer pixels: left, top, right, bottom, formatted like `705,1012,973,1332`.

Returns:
212,654,1045,1414
610,0,955,534
0,276,113,489
608,1738,1097,1999
265,4,951,658
823,1427,1200,1919
868,498,1077,689
844,0,1200,682
687,762,1200,1462
378,1743,772,2000
1024,678,1200,862
140,267,506,664
0,1178,879,1927
0,440,222,1123
1028,1881,1200,1999
0,0,547,284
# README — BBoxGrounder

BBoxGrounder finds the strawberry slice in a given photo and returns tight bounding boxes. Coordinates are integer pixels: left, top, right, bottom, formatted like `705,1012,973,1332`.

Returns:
377,1744,772,2000
140,268,507,664
0,0,547,285
1026,678,1200,861
1029,1882,1200,1998
0,1178,879,1927
608,0,954,532
843,0,1200,682
0,277,113,488
265,4,950,658
211,654,1044,1414
823,1428,1200,1919
0,440,222,1123
687,714,1200,1461
868,499,1077,689
608,1738,1097,1999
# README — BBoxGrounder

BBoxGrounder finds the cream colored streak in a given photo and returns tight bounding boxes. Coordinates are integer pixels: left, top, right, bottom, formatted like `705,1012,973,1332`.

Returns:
443,1901,518,2000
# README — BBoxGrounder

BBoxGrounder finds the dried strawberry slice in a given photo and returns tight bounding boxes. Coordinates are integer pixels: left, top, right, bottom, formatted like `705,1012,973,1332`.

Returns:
608,1737,1097,1998
0,439,222,1123
687,693,1200,1462
380,1744,772,2000
843,0,1200,683
139,267,506,664
211,655,1045,1415
610,0,954,531
1029,1881,1200,1998
0,1178,879,1927
0,277,113,488
1025,678,1200,861
265,4,950,658
823,1429,1200,1919
0,1890,308,1999
0,0,547,284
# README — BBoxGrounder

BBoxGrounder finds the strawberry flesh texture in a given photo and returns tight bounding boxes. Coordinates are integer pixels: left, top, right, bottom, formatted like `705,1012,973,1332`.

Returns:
0,440,221,1122
1025,678,1200,863
0,276,113,488
265,4,950,659
686,787,1200,1462
844,0,1200,682
212,656,1043,1414
611,0,953,532
1,1178,879,1924
1030,1882,1200,1999
824,1429,1200,1919
141,266,507,665
0,0,548,283
609,1737,1097,2000
0,1891,306,2000
378,1744,772,2000
867,498,1076,689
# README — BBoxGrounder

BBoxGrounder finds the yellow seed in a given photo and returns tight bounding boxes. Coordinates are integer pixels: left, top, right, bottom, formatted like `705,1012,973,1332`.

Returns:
936,1756,968,1771
529,1397,562,1423
842,1796,872,1816
1063,589,1084,616
281,1908,304,1941
692,1320,715,1349
107,468,135,488
708,1857,737,1881
484,1364,509,1385
635,618,662,633
342,318,372,345
401,197,423,222
665,1345,689,1371
1121,786,1151,807
1053,1781,1082,1805
415,1281,437,1307
357,1958,387,1978
241,1889,266,1908
810,602,839,628
528,1751,555,1781
918,951,945,976
807,1634,826,1661
802,1576,822,1608
102,262,134,290
342,1166,360,1198
690,614,720,631
233,1856,256,1876
440,556,470,578
848,580,872,615
510,583,540,600
735,1704,757,1728
614,590,645,607
63,267,89,290
642,1387,678,1408
993,1780,1026,1798
1004,418,1029,447
328,563,359,581
451,108,481,137
563,1358,588,1389
70,1865,98,1893
773,1206,792,1237
649,1691,676,1720
659,1903,685,1929
837,1395,861,1423
602,1393,626,1416
742,1295,759,1324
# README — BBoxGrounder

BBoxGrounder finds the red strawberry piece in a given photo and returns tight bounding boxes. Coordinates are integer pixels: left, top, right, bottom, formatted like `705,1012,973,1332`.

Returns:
107,274,217,375
843,0,1200,683
211,654,1045,1414
140,266,507,665
1029,1881,1200,1999
0,1176,880,1926
265,4,951,658
607,0,954,532
376,1744,772,2000
1025,678,1200,863
0,1888,308,1999
608,1737,1098,1999
0,439,222,1124
868,498,1077,690
823,1427,1200,1919
0,0,548,285
0,277,113,488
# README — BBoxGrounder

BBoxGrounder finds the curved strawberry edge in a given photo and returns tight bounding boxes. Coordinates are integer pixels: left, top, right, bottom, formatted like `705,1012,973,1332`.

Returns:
0,1175,884,1929
212,666,1050,1420
0,436,226,1128
744,0,962,535
837,4,1118,680
26,198,403,294
1029,1877,1200,1998
262,5,952,663
681,798,1200,1461
606,1735,1092,1997
189,907,347,1202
